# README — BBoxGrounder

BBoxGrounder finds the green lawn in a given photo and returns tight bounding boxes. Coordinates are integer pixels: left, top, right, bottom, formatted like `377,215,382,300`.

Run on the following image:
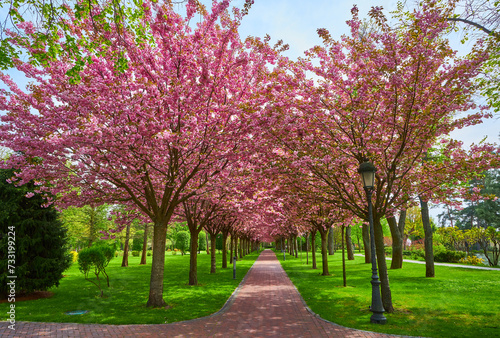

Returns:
1,250,260,324
277,250,500,338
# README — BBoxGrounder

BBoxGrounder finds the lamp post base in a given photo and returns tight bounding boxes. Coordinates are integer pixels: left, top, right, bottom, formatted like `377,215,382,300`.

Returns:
370,313,387,324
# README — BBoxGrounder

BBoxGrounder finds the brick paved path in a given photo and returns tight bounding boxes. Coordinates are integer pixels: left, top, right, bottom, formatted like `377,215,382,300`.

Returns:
1,250,400,337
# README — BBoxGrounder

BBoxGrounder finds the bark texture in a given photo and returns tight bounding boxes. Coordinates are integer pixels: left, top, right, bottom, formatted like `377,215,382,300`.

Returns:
140,223,148,265
328,227,334,255
210,233,216,273
311,230,317,269
121,222,131,267
346,226,355,260
420,197,435,278
373,217,394,313
387,214,403,269
147,222,168,307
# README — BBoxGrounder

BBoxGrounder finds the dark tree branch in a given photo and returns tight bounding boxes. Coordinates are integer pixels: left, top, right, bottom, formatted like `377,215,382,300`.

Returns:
447,17,499,39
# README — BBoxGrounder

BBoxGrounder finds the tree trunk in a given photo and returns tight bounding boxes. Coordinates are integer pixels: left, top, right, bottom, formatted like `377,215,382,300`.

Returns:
230,234,234,262
210,233,216,274
147,221,168,307
373,217,394,313
328,227,334,255
189,231,200,285
362,222,371,263
222,230,229,269
238,237,243,259
319,228,330,275
311,230,317,269
121,222,131,267
140,223,148,265
387,214,403,269
346,226,355,260
420,197,435,278
293,235,299,258
206,232,210,255
305,233,309,265
342,225,346,287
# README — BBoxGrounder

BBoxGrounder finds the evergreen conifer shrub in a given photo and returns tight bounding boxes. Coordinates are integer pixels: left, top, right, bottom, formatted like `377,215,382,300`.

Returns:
0,168,71,297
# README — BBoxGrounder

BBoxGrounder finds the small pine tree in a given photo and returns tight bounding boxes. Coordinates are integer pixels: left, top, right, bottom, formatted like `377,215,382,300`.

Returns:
0,169,71,297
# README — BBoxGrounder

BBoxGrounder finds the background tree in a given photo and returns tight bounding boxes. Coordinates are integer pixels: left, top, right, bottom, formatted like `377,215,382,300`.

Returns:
175,231,190,256
0,168,71,297
60,205,111,249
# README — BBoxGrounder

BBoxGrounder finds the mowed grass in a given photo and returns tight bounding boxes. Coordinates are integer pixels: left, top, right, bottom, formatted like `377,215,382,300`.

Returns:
1,251,260,324
277,250,500,338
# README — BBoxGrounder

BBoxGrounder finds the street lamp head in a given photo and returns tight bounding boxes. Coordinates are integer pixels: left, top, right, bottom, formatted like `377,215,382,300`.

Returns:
358,161,377,189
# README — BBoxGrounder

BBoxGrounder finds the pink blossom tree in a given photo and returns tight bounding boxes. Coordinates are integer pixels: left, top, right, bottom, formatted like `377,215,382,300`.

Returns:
260,1,498,312
0,0,280,307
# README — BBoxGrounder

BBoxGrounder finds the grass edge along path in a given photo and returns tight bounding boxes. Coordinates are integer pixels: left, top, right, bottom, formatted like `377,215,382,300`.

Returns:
276,250,500,338
0,250,261,325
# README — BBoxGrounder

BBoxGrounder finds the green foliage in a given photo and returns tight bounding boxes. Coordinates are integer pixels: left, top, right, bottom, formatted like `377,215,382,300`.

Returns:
0,168,71,297
198,231,207,251
433,244,466,263
439,170,500,230
175,231,190,255
216,233,223,251
131,237,143,251
77,243,115,296
131,251,140,257
166,222,187,250
60,204,112,249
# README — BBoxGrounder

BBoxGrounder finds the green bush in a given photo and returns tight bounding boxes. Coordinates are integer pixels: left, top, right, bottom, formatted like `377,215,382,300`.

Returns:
198,231,207,251
384,247,392,256
147,251,152,256
176,231,190,255
0,169,71,297
131,251,140,257
131,237,143,251
434,246,466,263
77,244,115,297
403,249,425,260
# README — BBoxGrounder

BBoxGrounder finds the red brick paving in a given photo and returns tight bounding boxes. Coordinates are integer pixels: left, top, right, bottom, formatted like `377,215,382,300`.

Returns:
1,250,404,337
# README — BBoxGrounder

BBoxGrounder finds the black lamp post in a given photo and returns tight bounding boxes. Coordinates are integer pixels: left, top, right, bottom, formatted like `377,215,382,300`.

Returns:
358,161,387,324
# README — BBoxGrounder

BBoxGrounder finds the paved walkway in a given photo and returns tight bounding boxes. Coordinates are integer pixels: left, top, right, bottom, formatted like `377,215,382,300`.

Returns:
2,250,399,337
354,254,500,271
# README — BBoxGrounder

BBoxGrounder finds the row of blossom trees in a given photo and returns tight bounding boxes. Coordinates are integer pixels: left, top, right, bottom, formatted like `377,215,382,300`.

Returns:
1,0,498,311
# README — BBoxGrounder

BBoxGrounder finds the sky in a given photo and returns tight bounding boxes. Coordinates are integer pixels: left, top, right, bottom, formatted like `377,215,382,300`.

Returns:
2,0,499,222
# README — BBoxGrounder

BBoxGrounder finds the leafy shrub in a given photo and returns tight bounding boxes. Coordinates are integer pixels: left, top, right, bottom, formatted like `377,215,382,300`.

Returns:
459,256,484,266
198,231,207,251
147,251,152,256
132,237,143,251
433,244,466,263
131,251,140,257
77,244,115,297
434,249,466,263
403,249,425,260
176,231,190,255
384,247,392,256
